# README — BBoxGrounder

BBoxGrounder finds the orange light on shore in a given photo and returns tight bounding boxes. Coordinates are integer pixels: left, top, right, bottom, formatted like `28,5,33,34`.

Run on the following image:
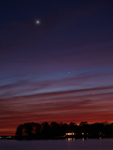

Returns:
66,132,75,135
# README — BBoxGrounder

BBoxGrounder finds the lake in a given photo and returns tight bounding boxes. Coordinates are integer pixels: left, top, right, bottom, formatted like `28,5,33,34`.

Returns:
0,139,113,150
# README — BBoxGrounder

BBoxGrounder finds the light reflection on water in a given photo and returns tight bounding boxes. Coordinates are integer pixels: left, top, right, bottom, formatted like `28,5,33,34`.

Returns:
0,139,113,150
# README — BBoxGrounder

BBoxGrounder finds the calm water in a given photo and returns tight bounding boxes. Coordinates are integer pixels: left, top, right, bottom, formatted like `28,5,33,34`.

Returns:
0,139,113,150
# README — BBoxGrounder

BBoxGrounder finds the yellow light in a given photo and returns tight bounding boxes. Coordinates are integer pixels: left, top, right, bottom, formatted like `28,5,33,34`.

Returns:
66,132,75,135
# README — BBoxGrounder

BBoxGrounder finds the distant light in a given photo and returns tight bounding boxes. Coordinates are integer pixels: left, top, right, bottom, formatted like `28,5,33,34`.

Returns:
66,132,75,135
6,136,11,139
36,20,40,24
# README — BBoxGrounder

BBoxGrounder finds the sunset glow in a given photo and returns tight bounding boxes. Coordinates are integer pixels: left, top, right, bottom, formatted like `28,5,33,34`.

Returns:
0,0,113,136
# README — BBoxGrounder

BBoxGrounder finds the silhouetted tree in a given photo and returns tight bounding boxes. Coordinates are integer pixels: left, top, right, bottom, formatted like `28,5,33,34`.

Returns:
15,121,113,139
41,122,51,138
15,124,23,139
35,123,41,138
50,122,61,137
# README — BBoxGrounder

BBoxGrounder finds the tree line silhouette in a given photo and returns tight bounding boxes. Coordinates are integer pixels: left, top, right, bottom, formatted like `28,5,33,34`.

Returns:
15,121,113,139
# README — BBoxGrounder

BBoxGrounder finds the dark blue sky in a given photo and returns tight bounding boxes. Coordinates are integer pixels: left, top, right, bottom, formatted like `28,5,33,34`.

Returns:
0,0,113,135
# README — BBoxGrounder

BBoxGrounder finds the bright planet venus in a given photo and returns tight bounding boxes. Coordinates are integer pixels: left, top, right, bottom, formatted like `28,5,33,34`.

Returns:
36,20,40,24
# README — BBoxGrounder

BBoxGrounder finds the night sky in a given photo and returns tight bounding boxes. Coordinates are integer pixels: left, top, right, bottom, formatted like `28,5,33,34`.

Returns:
0,0,113,136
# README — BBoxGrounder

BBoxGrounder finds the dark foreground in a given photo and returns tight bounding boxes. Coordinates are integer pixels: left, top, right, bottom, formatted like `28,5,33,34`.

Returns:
15,121,113,140
0,139,113,150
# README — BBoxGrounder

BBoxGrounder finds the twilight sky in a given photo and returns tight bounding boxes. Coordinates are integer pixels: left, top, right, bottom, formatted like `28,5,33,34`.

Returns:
0,0,113,136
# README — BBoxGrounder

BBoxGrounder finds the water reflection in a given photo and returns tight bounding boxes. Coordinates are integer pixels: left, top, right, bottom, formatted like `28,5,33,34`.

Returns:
82,138,84,141
0,139,113,150
67,137,86,141
67,138,75,141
